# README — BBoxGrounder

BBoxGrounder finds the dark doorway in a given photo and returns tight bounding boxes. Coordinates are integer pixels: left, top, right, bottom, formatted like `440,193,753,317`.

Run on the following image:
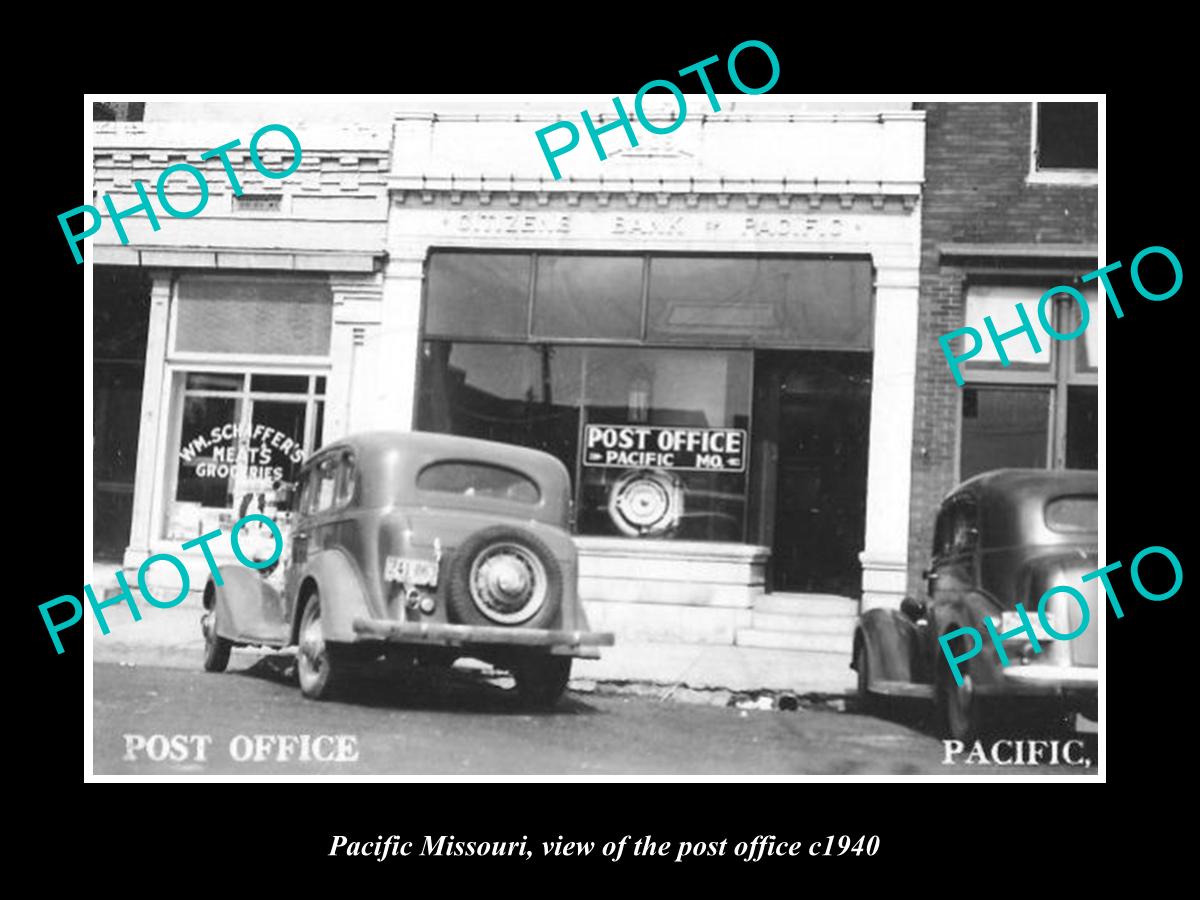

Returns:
751,352,872,595
94,267,151,559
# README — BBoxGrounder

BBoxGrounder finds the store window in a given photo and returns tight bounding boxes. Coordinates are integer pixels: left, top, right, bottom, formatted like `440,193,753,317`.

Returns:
578,347,751,541
419,250,870,545
958,282,1097,480
417,342,751,541
1030,102,1098,184
167,372,325,541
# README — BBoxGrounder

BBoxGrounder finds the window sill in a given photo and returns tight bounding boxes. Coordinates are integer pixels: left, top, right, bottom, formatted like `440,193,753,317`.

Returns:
1026,169,1098,187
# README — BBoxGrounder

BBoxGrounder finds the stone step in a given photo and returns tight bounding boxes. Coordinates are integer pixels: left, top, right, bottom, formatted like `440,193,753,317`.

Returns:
753,594,860,618
735,628,853,654
750,611,858,635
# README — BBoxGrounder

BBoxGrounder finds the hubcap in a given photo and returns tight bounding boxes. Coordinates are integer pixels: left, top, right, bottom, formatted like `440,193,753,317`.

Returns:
468,543,547,625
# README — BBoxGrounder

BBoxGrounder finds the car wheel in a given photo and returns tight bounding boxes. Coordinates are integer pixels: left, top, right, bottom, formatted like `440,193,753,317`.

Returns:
201,610,232,673
513,655,572,709
937,655,984,741
447,526,563,630
297,590,341,701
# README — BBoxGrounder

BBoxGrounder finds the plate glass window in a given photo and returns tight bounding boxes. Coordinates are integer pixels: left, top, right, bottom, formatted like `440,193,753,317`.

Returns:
167,373,325,540
418,250,873,551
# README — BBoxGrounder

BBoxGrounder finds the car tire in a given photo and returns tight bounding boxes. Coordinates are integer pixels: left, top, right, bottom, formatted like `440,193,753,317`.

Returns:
202,610,232,673
447,527,563,630
513,655,572,709
297,589,342,701
936,643,984,741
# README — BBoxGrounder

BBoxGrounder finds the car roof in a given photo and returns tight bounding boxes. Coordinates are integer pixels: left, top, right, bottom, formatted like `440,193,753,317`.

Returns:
314,430,563,470
950,468,1097,506
307,432,573,520
945,468,1097,546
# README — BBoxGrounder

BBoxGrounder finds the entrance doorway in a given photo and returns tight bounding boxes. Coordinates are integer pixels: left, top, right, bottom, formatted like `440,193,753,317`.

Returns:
751,352,871,595
94,266,151,559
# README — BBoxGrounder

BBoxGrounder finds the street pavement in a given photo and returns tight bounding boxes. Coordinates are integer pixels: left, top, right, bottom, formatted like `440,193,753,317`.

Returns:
92,659,1097,776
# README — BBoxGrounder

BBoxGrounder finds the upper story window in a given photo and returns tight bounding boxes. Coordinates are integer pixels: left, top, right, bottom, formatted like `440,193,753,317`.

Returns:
956,280,1097,480
1029,102,1098,185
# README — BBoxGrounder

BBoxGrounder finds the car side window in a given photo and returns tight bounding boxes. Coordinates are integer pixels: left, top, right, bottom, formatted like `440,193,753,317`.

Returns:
932,507,954,559
314,456,338,514
950,498,979,555
293,467,312,515
335,452,357,507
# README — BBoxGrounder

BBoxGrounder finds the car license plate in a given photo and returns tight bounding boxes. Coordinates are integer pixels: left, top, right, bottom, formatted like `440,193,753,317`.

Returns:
384,556,439,587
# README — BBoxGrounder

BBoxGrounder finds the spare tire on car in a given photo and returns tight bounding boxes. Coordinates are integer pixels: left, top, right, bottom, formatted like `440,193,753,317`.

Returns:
446,526,563,630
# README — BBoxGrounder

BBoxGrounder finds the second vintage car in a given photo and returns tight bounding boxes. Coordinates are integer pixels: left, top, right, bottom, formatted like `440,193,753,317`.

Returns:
200,430,614,706
851,468,1098,740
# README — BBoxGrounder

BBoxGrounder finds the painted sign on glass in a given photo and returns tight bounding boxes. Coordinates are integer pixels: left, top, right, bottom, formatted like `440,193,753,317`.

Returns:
583,424,747,472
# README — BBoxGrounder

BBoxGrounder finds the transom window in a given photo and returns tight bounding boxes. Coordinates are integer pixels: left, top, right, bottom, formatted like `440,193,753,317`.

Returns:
424,251,874,350
171,274,333,358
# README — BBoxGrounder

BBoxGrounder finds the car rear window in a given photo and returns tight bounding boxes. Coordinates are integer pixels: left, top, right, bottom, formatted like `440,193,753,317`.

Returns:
1044,495,1097,533
417,462,540,504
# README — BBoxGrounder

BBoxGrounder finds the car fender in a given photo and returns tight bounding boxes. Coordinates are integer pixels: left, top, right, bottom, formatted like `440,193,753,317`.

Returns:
295,548,372,644
205,566,288,646
856,608,921,684
929,593,1004,687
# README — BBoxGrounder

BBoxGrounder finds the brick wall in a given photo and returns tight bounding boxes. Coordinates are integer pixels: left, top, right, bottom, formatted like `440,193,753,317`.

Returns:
906,102,1098,595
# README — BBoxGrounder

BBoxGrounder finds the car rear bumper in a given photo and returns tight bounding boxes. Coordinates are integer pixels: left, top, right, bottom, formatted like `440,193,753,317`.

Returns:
351,617,615,658
977,665,1099,698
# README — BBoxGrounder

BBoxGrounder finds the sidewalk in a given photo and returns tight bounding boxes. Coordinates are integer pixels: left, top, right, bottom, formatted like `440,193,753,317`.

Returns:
86,566,855,701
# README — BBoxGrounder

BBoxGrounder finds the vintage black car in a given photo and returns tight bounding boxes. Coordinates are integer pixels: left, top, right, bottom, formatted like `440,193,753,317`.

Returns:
200,430,614,706
852,468,1098,740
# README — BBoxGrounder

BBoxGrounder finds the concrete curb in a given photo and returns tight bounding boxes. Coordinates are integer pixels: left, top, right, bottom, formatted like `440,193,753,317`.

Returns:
92,636,856,712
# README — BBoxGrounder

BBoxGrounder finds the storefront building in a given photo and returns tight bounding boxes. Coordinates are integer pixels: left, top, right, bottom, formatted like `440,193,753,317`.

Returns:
366,103,926,646
91,115,392,580
93,102,928,654
906,102,1098,597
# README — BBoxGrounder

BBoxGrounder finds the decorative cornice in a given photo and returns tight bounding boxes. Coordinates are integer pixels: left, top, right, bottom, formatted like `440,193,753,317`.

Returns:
93,244,382,273
939,242,1097,263
388,176,923,198
389,187,921,213
393,110,926,126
